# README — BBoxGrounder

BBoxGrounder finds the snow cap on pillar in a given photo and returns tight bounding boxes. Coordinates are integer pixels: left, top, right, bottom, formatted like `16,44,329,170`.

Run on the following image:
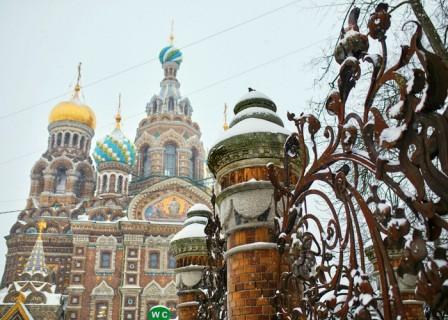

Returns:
207,88,290,177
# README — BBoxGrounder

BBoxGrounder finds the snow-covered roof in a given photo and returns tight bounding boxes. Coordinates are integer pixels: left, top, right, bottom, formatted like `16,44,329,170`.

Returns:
212,88,289,147
170,203,210,243
171,222,206,242
232,106,277,123
187,204,211,214
236,90,271,104
213,117,290,146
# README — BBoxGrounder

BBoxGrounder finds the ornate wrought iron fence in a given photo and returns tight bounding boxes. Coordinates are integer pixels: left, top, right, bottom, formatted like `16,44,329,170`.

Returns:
267,3,448,320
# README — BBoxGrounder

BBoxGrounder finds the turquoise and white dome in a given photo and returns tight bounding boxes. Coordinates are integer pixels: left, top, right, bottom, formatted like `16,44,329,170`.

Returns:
159,45,183,65
93,127,136,167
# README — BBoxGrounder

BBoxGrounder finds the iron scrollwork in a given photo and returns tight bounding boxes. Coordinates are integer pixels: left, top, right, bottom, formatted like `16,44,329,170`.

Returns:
268,3,448,319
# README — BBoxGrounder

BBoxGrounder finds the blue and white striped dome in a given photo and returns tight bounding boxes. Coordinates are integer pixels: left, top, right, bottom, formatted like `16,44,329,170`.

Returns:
93,128,136,167
159,45,183,65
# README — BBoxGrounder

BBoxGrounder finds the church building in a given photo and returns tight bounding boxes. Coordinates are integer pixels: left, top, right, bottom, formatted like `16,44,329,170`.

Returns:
0,38,211,320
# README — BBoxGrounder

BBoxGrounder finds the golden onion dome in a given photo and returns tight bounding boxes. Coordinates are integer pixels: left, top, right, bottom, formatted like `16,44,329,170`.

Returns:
49,85,96,129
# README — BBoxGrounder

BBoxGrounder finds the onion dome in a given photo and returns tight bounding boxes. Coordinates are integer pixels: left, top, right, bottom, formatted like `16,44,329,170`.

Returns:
159,45,183,65
93,110,136,167
49,85,96,129
49,64,96,129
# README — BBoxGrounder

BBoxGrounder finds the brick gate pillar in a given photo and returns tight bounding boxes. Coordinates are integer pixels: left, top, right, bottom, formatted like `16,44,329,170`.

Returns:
170,204,211,320
208,89,302,319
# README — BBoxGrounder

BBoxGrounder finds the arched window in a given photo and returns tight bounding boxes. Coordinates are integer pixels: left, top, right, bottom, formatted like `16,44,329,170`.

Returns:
72,133,79,147
190,148,198,180
51,134,55,148
55,167,67,193
117,176,123,193
80,136,85,150
109,174,116,193
57,132,62,146
102,174,108,193
64,132,70,147
164,144,177,176
141,146,151,177
168,97,174,112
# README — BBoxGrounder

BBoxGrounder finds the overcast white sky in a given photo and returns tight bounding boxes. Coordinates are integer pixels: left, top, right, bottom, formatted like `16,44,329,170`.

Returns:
0,0,351,276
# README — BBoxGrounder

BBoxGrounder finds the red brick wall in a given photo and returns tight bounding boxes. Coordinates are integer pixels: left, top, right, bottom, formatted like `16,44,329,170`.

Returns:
178,292,202,320
227,227,279,320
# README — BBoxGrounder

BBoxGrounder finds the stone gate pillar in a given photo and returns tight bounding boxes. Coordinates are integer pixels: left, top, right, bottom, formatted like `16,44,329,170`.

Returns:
170,204,210,320
208,89,297,319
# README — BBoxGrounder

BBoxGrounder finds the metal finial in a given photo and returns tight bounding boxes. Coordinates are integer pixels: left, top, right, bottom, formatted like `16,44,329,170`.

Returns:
223,103,229,131
169,19,175,45
37,220,46,241
115,93,122,129
75,62,82,93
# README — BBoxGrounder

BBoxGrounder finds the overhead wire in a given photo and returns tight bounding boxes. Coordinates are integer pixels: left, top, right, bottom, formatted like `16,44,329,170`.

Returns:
0,35,330,167
0,0,304,121
0,0,336,208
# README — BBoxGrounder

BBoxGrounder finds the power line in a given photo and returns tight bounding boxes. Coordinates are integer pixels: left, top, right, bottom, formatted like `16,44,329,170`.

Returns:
101,36,331,128
0,36,329,167
0,0,304,121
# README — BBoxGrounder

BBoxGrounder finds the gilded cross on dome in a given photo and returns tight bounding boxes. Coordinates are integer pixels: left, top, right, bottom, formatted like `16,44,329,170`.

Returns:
74,62,82,93
169,19,175,45
115,93,122,129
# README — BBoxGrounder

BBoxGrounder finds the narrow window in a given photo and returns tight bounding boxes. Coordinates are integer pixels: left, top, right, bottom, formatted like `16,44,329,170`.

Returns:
80,136,85,150
57,132,62,146
164,144,177,176
55,167,67,193
141,146,151,177
148,252,160,269
102,175,108,193
117,176,123,193
72,134,79,147
64,132,70,146
100,251,111,268
168,97,174,112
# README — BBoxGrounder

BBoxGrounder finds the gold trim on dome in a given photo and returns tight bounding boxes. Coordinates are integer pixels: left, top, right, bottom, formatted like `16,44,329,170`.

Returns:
48,63,96,129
